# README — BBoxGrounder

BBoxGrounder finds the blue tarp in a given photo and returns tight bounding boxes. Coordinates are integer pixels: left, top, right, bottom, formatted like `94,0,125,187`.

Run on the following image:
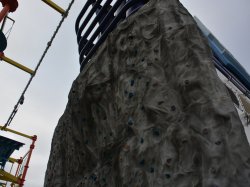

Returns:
0,135,24,169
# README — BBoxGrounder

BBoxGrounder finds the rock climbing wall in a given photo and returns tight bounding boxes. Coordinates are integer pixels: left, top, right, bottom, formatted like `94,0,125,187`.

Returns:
44,0,250,186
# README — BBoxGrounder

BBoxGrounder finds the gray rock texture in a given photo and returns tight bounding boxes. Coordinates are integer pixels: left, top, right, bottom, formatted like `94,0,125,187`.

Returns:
44,0,250,186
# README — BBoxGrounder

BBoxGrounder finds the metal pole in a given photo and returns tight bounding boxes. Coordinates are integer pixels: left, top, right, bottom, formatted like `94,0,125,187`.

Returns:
0,5,10,23
19,136,37,187
0,13,7,31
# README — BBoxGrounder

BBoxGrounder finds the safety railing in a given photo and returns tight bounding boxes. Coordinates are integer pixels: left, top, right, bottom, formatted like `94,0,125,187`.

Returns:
75,0,146,71
0,125,37,187
213,55,250,99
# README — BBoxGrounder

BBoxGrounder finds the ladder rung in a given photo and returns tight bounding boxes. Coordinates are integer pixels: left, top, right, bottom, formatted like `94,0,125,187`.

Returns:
0,53,34,75
0,125,34,140
0,169,20,184
42,0,66,15
8,157,19,164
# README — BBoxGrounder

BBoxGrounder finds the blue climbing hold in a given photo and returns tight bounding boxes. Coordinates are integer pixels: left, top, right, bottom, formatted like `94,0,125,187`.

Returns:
150,167,154,173
130,80,135,86
140,138,144,144
128,92,134,98
139,159,145,166
90,174,97,181
127,117,134,126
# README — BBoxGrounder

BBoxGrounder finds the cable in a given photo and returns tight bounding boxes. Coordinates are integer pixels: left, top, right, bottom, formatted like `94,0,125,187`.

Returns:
3,0,75,128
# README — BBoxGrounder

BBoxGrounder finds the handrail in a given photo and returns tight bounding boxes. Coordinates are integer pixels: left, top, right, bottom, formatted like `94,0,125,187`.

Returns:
77,0,113,55
75,0,95,35
213,56,250,99
76,0,143,70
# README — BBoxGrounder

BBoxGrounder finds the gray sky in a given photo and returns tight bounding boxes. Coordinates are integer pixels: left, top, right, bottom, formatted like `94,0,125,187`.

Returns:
0,0,249,186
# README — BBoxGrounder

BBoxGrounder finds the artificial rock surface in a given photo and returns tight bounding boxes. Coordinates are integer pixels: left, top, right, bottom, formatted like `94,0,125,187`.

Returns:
44,0,250,186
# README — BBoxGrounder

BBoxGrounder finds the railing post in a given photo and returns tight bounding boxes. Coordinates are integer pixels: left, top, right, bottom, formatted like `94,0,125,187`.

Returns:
19,135,37,187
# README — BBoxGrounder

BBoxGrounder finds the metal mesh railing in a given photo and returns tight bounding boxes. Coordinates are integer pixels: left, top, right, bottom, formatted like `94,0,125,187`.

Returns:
75,0,146,71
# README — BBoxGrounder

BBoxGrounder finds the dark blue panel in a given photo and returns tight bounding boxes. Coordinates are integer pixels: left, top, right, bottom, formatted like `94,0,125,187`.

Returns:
0,135,24,169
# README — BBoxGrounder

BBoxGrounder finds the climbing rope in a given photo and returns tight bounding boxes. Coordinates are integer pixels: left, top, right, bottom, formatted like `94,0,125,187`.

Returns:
3,0,75,128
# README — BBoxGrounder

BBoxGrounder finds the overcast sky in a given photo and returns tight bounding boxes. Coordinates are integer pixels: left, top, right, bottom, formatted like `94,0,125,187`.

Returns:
0,0,249,186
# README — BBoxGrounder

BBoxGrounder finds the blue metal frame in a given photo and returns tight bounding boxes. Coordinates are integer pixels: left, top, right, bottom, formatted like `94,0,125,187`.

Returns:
75,0,146,71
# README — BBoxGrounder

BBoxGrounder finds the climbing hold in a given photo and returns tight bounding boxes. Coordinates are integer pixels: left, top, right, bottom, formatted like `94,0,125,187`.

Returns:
123,144,130,152
158,101,164,105
152,128,160,136
140,138,144,144
127,117,134,126
166,158,172,165
182,139,188,144
171,105,176,111
150,167,154,173
128,34,134,40
139,159,145,166
215,140,222,145
210,167,217,174
128,92,134,98
90,174,97,181
85,140,89,145
130,80,135,86
165,173,171,179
